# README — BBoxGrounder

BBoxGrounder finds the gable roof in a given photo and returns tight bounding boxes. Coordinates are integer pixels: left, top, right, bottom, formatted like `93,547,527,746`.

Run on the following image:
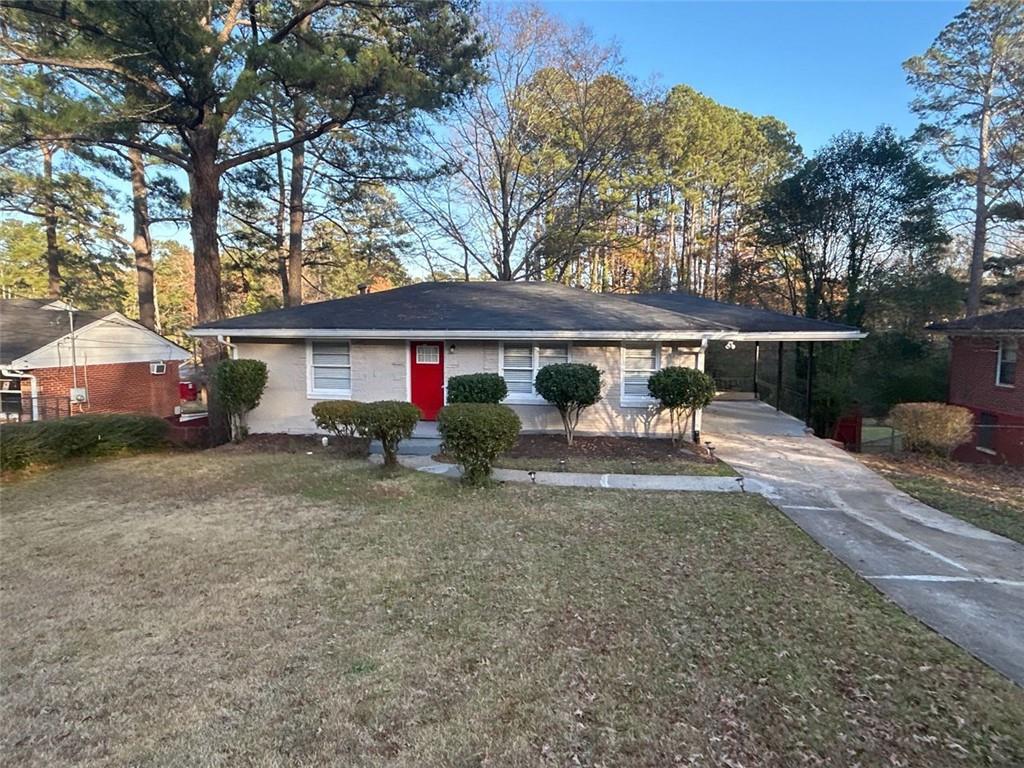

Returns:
190,281,865,341
0,299,109,365
928,307,1024,335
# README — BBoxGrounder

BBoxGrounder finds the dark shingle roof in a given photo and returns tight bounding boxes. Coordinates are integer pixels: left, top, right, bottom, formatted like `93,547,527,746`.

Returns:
191,281,863,337
0,299,109,365
928,307,1024,334
623,293,861,334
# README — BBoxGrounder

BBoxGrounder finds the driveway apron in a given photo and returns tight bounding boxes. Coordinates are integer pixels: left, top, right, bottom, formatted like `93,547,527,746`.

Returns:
705,401,1024,686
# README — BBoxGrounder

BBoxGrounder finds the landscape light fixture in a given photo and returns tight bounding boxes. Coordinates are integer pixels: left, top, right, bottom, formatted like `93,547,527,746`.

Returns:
528,470,537,483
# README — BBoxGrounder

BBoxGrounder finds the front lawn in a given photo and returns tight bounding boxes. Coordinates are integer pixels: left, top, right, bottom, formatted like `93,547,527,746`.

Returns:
2,452,1022,766
861,453,1024,544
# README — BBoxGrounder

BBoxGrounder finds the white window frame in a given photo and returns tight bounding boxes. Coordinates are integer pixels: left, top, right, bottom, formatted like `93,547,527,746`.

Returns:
415,343,441,365
307,339,352,399
620,343,661,407
996,339,1017,388
498,342,572,404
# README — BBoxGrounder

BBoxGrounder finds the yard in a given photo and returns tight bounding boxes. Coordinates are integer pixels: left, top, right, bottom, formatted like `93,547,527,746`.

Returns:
2,451,1023,767
860,453,1024,544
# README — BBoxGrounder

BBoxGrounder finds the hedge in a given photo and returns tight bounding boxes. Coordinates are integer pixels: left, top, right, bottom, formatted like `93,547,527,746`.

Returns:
887,402,973,456
214,358,268,441
647,367,716,443
446,373,508,404
438,403,521,485
534,363,603,445
0,414,170,471
311,400,360,437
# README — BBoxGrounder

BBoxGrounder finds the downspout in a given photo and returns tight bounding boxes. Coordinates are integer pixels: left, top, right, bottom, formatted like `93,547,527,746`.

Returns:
693,337,709,443
1,368,40,422
216,334,238,360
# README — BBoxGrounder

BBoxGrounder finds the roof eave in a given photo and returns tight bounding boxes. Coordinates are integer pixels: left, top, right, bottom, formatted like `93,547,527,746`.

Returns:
189,327,866,342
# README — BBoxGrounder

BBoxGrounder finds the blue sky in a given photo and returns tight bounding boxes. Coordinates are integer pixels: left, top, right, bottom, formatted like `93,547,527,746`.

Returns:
542,0,962,152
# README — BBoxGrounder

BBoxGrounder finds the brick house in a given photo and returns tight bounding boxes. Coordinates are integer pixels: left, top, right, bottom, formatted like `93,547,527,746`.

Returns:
929,307,1024,465
0,298,191,422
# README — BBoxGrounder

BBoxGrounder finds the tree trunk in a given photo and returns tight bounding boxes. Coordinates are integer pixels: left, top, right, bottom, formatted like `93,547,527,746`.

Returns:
129,147,157,329
41,144,60,298
272,116,289,303
966,91,992,317
286,133,305,307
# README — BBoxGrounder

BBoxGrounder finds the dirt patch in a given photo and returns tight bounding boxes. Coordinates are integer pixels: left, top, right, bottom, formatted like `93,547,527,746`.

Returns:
860,453,1023,510
505,433,710,462
218,432,369,458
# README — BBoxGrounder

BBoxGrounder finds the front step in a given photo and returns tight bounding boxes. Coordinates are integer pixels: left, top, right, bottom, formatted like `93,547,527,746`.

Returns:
369,436,442,457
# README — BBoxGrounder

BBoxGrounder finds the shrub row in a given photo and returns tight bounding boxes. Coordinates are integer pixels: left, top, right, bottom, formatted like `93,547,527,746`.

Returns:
446,373,508,404
312,400,421,466
0,414,170,471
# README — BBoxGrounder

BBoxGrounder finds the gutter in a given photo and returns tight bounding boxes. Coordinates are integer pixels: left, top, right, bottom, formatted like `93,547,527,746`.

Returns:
0,367,39,422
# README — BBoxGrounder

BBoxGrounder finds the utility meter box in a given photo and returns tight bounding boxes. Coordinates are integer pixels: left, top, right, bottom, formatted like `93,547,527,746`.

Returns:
69,387,88,403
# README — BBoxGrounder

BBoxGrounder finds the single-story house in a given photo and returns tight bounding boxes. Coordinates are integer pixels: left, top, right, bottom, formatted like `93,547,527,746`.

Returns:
928,307,1023,465
189,282,863,439
0,298,191,422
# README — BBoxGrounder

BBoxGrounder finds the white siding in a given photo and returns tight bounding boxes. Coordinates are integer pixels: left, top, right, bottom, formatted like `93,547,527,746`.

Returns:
15,313,190,368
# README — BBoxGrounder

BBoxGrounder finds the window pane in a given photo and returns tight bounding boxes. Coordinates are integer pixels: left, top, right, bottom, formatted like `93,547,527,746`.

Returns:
977,412,997,450
624,346,656,370
416,345,440,364
312,342,350,367
313,370,351,391
503,346,533,368
623,374,652,398
538,345,569,365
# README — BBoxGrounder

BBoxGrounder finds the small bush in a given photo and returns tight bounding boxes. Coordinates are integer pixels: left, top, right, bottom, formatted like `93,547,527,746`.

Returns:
438,403,521,485
0,414,169,471
353,400,421,467
312,400,360,437
648,367,716,444
214,358,268,441
887,402,973,456
534,363,603,446
446,373,508,404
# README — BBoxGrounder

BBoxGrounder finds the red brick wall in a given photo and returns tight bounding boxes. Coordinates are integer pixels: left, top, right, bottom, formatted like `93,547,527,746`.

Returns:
22,361,181,419
947,336,1024,465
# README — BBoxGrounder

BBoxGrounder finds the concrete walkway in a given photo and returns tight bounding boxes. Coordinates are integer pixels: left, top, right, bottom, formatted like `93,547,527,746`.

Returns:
703,400,1024,686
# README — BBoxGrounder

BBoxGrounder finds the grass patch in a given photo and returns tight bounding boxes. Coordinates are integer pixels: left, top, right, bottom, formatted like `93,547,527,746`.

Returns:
861,453,1024,544
2,451,1022,766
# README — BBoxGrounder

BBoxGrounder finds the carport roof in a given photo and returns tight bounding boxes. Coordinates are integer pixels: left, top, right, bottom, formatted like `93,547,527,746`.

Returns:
190,282,865,341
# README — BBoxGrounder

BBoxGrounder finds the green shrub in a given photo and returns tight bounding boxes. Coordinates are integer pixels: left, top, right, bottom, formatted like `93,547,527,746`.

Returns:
353,400,421,467
214,358,268,441
887,402,973,456
446,373,508,404
534,363,603,446
311,400,360,438
0,414,170,471
438,403,521,485
648,367,716,444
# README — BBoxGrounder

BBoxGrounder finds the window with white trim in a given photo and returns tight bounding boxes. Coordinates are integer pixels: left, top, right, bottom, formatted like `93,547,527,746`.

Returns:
501,343,570,398
997,339,1017,387
416,344,440,364
309,341,351,395
621,344,660,402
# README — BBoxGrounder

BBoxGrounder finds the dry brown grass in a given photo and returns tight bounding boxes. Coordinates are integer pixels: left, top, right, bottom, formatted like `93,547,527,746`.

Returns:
2,451,1023,767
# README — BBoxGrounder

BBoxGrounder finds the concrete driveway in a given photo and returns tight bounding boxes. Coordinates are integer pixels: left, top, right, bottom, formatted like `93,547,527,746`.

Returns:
704,400,1024,686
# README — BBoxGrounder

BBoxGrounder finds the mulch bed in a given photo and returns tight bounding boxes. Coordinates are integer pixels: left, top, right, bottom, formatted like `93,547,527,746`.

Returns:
219,433,369,458
503,434,710,462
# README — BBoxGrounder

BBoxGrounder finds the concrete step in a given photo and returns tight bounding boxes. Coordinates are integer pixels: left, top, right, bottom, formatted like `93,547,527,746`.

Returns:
370,436,442,456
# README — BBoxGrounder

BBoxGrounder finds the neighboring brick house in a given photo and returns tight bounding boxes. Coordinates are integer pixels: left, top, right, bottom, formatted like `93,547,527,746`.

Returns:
0,298,191,422
929,307,1024,465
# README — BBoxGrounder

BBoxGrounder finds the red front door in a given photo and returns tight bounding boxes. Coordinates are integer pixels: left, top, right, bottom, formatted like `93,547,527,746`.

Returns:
410,342,445,420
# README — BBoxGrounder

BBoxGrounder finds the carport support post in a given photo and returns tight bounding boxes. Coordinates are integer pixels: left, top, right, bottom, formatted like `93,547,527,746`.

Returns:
804,341,816,428
752,341,760,398
775,341,783,411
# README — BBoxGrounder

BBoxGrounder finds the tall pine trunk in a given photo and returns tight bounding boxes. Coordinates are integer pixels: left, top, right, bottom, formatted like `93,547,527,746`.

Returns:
286,133,305,307
966,89,992,317
129,147,156,329
41,144,60,298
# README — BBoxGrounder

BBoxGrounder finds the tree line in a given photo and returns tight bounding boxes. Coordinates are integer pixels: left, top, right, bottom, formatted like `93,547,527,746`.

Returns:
1,0,1021,350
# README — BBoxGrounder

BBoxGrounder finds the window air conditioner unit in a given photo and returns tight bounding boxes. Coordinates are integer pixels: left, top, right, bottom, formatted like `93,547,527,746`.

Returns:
150,361,167,375
69,387,88,403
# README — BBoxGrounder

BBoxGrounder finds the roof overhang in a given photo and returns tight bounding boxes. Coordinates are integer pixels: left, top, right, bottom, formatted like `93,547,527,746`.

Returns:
189,327,866,342
929,328,1024,337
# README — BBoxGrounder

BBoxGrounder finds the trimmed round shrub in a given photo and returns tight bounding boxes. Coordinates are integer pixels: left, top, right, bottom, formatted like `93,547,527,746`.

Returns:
647,366,716,443
214,358,268,441
446,373,508,404
353,400,422,467
887,402,973,456
534,363,603,446
0,414,170,471
438,403,521,485
312,400,360,437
